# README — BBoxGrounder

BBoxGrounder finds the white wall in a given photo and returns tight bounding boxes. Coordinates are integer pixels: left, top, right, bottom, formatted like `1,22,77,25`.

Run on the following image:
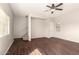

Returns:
54,4,79,43
31,4,79,43
31,17,54,38
14,17,28,38
0,3,14,55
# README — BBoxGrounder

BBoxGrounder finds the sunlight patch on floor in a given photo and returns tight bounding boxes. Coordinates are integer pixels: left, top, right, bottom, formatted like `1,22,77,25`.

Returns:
29,48,42,55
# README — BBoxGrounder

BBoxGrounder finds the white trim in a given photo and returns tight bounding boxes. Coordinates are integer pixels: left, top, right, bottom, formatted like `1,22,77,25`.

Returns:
28,14,31,41
4,39,14,55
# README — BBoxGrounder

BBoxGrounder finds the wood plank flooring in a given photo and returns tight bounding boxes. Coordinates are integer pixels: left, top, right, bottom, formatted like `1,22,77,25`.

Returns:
6,37,79,55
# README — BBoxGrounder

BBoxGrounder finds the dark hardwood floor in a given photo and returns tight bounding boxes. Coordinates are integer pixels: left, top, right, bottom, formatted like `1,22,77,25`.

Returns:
6,37,79,55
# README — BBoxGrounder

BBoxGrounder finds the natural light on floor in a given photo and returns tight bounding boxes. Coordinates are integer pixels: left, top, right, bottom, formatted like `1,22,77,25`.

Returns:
0,7,10,37
29,48,42,55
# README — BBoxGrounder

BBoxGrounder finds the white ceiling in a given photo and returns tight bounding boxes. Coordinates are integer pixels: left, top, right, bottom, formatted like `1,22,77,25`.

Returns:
10,3,79,19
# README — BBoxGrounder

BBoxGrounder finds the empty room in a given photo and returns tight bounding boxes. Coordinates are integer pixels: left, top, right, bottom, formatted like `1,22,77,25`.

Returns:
1,3,79,55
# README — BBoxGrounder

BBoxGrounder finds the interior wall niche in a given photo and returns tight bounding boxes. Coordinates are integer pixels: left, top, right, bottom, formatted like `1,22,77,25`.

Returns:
31,17,45,38
31,18,55,38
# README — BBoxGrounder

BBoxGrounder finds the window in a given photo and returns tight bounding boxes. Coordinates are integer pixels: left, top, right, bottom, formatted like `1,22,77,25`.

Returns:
0,8,10,37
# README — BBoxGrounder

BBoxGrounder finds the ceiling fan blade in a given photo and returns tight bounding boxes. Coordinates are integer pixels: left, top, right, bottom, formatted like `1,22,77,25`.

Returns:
46,5,51,8
56,3,63,7
55,8,63,10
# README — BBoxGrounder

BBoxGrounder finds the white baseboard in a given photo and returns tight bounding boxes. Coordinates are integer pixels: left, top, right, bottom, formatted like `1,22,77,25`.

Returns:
4,39,14,55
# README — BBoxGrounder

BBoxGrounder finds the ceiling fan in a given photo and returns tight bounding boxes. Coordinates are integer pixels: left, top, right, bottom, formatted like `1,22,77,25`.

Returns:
46,3,63,14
